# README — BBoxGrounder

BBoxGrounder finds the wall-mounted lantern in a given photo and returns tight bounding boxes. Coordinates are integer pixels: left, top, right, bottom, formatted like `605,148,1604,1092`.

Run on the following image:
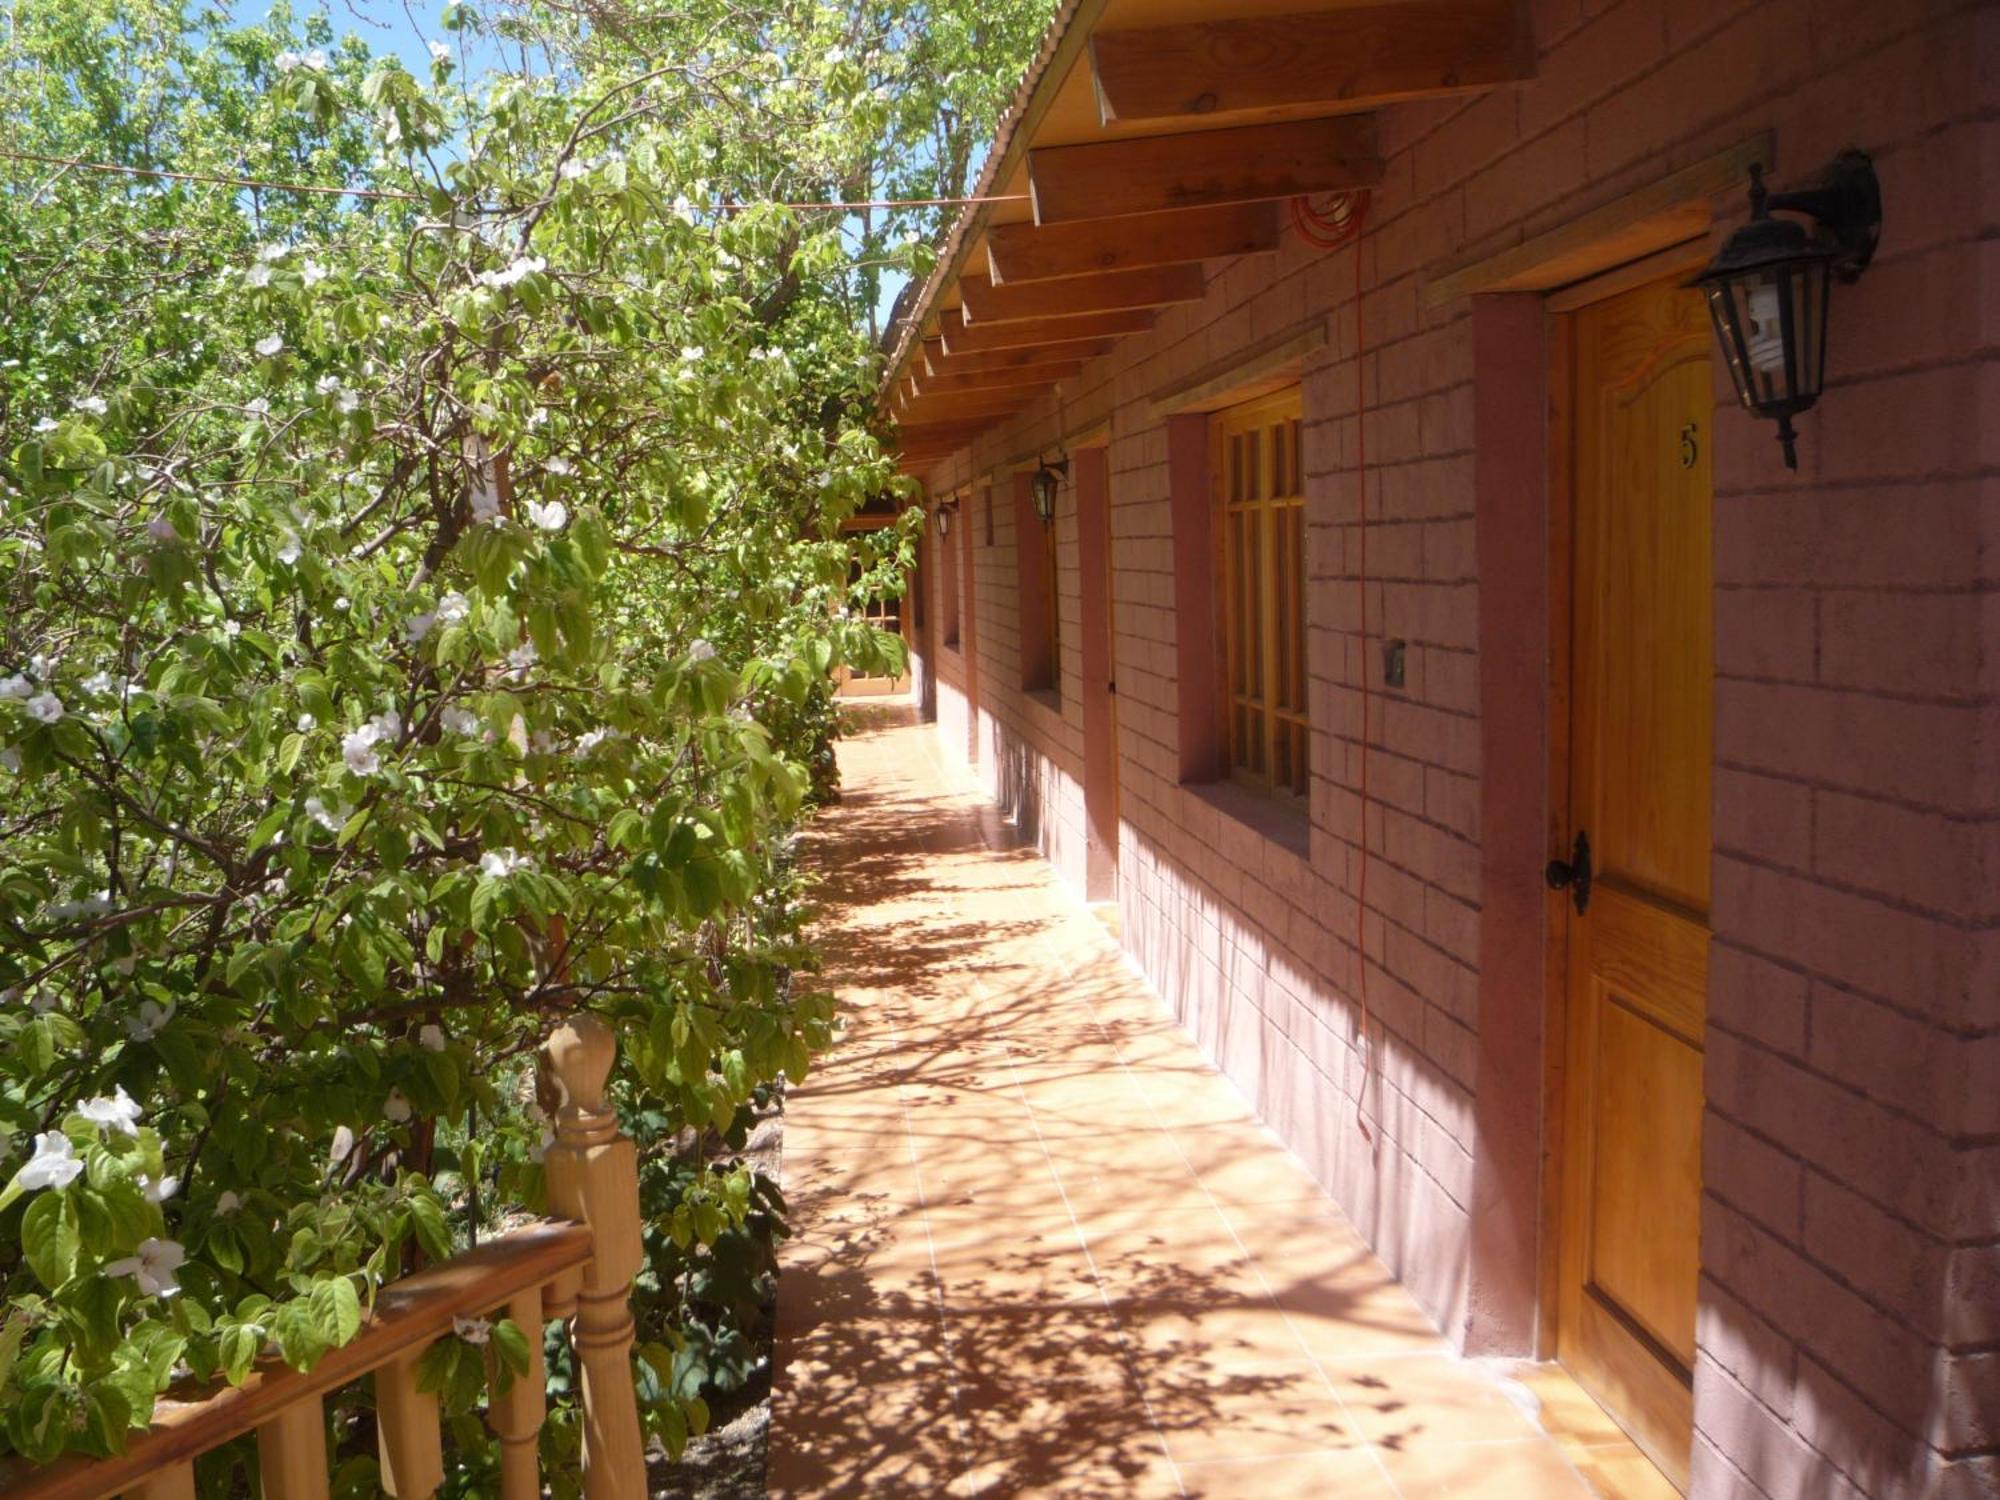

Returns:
1030,456,1067,528
1692,149,1880,470
934,503,952,539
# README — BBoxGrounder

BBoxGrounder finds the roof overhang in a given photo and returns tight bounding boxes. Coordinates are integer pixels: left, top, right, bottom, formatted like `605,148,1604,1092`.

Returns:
877,0,1536,471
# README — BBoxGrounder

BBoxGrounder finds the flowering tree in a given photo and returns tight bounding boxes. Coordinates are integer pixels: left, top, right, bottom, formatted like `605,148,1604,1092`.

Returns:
0,0,991,1479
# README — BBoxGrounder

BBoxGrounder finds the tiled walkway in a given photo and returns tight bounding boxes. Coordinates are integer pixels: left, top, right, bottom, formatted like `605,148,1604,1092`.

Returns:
768,703,1674,1499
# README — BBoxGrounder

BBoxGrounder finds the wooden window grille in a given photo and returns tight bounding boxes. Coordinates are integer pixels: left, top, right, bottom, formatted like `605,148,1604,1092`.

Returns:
941,515,961,649
1216,387,1308,797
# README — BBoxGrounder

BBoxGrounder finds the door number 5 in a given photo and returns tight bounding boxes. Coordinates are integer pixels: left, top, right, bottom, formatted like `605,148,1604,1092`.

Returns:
1679,422,1699,469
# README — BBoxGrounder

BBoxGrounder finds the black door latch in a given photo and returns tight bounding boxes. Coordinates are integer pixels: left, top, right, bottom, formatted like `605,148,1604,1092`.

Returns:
1546,830,1592,914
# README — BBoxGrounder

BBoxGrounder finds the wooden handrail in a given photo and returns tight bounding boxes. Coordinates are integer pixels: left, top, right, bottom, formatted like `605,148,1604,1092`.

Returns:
0,1221,594,1500
2,1009,653,1500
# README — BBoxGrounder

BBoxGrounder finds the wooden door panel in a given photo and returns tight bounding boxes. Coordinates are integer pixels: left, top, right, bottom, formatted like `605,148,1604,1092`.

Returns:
1586,990,1704,1364
1557,275,1713,1493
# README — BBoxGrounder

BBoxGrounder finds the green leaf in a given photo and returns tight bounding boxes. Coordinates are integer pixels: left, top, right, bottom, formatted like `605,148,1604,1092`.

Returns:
23,1192,80,1290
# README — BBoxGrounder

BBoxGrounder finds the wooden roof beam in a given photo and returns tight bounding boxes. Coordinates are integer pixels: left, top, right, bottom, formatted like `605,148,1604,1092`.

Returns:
923,337,1117,377
987,202,1281,284
1028,115,1382,224
958,264,1205,325
937,307,1155,355
1088,0,1534,125
914,362,1085,398
893,390,1038,425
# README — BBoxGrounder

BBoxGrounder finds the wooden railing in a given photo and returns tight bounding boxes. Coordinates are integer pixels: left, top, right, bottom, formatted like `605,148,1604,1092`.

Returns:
0,1015,648,1500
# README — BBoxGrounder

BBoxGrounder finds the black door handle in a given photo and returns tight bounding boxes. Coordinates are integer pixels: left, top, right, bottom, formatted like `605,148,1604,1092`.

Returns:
1546,830,1592,915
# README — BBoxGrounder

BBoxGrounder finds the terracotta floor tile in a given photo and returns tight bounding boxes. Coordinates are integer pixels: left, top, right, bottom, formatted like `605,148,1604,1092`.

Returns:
1323,1354,1548,1450
1380,1438,1600,1497
1175,1450,1397,1498
1141,1359,1364,1466
767,1372,966,1498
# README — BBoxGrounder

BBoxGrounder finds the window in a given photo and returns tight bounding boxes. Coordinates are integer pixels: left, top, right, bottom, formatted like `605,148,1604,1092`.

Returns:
941,512,962,648
1216,388,1307,796
1016,470,1060,700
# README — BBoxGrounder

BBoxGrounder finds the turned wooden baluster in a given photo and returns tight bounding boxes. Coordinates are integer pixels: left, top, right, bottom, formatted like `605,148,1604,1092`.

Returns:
258,1399,331,1500
125,1464,196,1500
377,1344,445,1499
487,1286,548,1500
542,1014,646,1500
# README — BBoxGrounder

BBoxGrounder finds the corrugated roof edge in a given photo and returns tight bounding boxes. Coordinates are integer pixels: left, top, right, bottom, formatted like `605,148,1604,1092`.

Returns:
874,0,1107,418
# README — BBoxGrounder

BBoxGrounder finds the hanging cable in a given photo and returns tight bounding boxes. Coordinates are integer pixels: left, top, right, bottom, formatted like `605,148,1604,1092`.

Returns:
0,148,1032,213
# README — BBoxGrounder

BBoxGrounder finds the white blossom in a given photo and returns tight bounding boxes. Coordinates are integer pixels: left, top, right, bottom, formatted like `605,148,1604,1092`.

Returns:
304,795,343,833
26,692,63,724
453,1315,491,1345
525,499,567,531
479,848,533,878
436,591,470,625
405,611,436,645
245,263,273,289
0,674,30,699
342,726,381,776
103,1237,185,1298
275,49,303,71
297,712,316,732
475,255,546,290
506,640,537,675
32,416,59,433
75,395,108,417
139,1172,179,1204
440,705,481,737
687,638,717,664
17,1132,83,1191
383,1088,413,1123
222,620,242,640
215,1190,242,1215
418,1024,447,1052
560,158,590,181
574,727,615,753
82,671,115,697
545,455,574,476
245,397,270,417
301,259,328,287
277,530,303,565
315,375,342,396
254,334,284,358
125,999,174,1042
428,39,450,62
305,48,327,69
336,390,360,415
78,1086,144,1138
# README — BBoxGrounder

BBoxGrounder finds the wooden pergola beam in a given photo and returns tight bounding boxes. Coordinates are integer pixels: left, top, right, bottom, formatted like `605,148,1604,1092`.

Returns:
987,201,1281,284
893,390,1037,425
937,307,1155,354
923,337,1117,377
914,362,1085,398
959,264,1205,324
1088,0,1533,124
1028,115,1382,224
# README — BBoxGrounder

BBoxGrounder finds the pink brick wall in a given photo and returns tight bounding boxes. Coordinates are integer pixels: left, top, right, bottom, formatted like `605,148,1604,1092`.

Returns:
906,2,1998,1495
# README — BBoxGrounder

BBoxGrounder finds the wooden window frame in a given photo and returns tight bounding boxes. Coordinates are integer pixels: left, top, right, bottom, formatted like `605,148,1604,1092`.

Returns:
1214,387,1308,798
1041,512,1062,701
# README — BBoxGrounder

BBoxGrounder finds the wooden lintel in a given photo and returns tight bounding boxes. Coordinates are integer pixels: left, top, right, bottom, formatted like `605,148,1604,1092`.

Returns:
938,306,1155,354
1029,115,1383,224
959,263,1206,324
1089,0,1534,125
924,337,1117,377
915,362,1085,398
1422,133,1773,308
1147,315,1328,418
987,201,1281,283
895,391,1037,425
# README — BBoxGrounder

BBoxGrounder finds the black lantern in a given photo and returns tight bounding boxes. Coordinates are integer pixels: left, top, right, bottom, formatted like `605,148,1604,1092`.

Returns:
934,504,952,538
1030,456,1067,527
1692,150,1880,469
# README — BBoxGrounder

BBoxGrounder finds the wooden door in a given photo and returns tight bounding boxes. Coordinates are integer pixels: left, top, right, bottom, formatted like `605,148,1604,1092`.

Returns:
1556,275,1713,1491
